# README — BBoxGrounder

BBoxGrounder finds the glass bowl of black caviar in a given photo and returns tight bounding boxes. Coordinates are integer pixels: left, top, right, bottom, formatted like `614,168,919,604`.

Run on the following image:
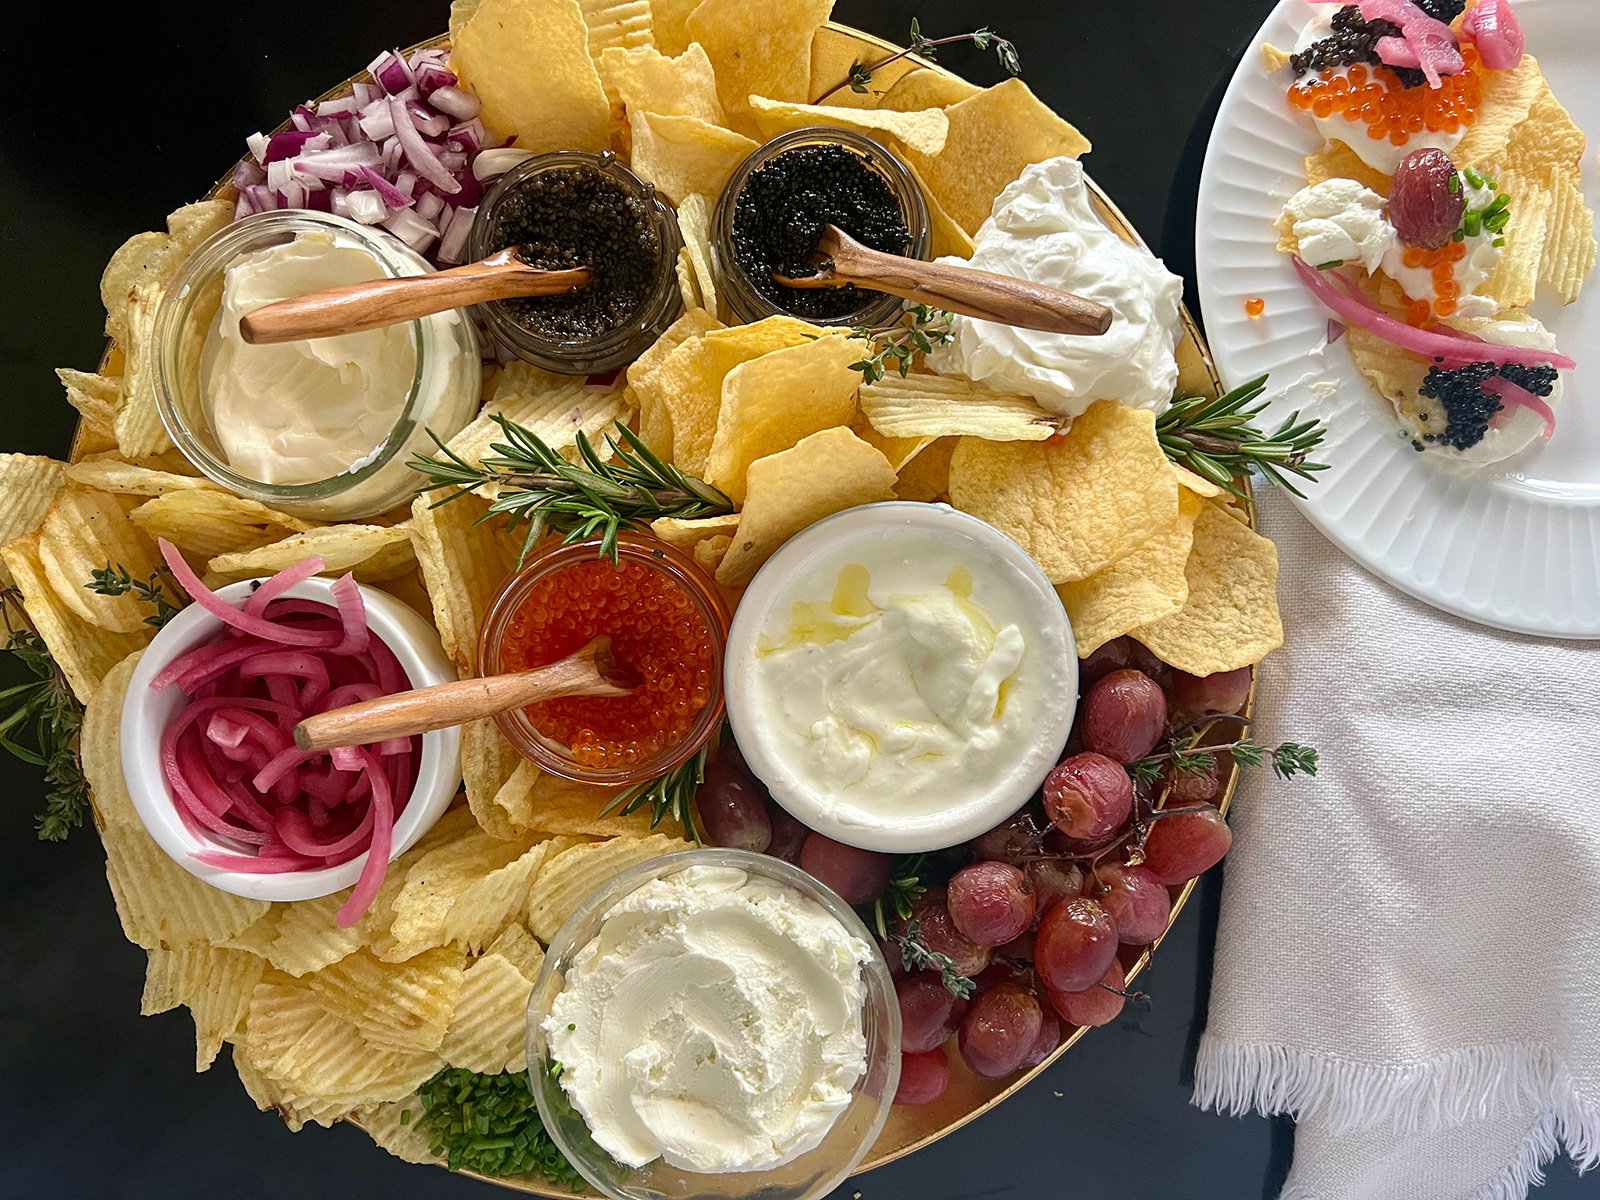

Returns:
469,151,681,374
713,128,930,328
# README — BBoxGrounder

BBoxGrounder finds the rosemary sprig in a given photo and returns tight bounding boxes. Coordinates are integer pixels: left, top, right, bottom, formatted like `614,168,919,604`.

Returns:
0,593,89,841
410,415,732,566
850,304,955,385
892,919,975,1000
87,561,181,629
599,738,710,843
1157,374,1329,499
869,853,928,938
817,19,1021,101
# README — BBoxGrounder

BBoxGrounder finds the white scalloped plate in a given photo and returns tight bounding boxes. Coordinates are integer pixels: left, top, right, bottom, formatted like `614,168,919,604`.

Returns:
1197,0,1600,638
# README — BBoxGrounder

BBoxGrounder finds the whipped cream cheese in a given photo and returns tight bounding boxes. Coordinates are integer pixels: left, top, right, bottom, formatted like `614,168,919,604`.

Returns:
1283,178,1397,272
200,231,418,485
544,865,870,1174
926,156,1184,415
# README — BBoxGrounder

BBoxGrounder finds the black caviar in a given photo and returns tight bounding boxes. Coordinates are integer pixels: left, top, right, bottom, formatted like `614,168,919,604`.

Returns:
1291,6,1427,90
1416,360,1558,450
731,143,911,320
488,164,660,341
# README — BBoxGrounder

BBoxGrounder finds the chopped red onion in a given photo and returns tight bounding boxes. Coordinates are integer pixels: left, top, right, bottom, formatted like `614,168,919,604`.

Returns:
367,49,414,96
407,98,452,139
416,191,446,222
317,95,360,118
432,86,482,121
382,207,441,252
473,147,534,181
438,205,476,265
345,189,387,225
359,166,414,210
414,62,457,98
358,101,396,142
389,96,461,195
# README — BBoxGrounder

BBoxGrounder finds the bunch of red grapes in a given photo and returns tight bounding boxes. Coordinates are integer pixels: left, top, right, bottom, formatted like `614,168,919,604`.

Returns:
693,637,1253,1108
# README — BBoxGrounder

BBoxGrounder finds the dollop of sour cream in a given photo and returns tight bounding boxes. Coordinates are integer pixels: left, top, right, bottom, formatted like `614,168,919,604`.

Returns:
545,865,870,1174
1283,178,1397,272
926,156,1184,415
200,232,417,485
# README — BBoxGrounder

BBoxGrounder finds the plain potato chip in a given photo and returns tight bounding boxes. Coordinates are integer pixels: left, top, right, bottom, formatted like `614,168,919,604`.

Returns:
1131,500,1284,675
1057,489,1203,656
676,247,703,311
694,534,732,574
1260,43,1293,73
892,435,955,503
114,282,174,459
207,523,417,584
628,306,724,395
355,1096,438,1165
848,411,935,473
748,95,950,157
0,453,66,587
1,534,149,704
129,490,318,561
307,947,466,1053
438,952,533,1073
1537,162,1596,305
57,369,121,441
82,650,143,831
1305,140,1391,196
487,756,544,832
686,0,835,126
1452,54,1544,169
526,832,692,940
904,157,977,259
449,0,482,40
948,400,1179,584
1481,166,1552,310
705,334,866,504
628,110,757,205
650,513,742,553
905,79,1091,234
102,821,271,950
880,69,983,112
38,487,161,634
598,43,724,125
676,193,719,321
522,775,680,838
1497,80,1586,181
1170,462,1227,499
717,427,896,588
63,460,215,497
805,28,922,108
452,0,612,154
649,0,699,56
859,373,1063,441
484,922,546,981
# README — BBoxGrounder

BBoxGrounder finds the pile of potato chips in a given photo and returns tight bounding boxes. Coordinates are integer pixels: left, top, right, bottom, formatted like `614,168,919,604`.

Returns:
4,0,1291,1180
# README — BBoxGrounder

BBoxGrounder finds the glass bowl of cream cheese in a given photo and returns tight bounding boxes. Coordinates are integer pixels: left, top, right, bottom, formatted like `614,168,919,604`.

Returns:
153,210,481,521
527,848,900,1200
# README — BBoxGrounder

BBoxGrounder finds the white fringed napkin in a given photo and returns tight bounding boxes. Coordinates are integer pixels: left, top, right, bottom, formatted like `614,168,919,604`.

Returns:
1192,490,1600,1199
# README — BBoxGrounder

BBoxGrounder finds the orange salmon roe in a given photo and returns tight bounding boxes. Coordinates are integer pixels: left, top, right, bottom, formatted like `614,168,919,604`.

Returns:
499,558,714,769
1287,47,1481,146
1245,297,1266,318
1399,240,1467,321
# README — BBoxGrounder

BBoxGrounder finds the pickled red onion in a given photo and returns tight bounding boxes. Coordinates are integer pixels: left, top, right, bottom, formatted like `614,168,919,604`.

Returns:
1482,374,1555,440
1462,0,1525,70
152,546,420,926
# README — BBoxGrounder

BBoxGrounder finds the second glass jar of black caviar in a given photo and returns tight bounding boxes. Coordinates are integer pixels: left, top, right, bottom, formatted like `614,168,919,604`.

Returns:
712,127,931,329
469,150,682,374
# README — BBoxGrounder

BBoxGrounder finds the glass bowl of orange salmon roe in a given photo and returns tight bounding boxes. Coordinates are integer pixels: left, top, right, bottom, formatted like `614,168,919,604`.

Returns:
479,532,730,786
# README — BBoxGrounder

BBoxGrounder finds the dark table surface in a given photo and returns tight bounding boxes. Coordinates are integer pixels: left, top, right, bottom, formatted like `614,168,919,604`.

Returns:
0,2,1590,1198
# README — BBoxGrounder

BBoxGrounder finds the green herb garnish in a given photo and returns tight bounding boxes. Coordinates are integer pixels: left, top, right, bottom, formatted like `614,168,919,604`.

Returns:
1157,374,1329,499
0,594,89,841
819,19,1021,101
849,304,955,385
1315,259,1346,270
1129,737,1319,788
413,1067,582,1187
87,561,181,629
599,736,710,842
410,416,732,566
892,919,975,999
868,853,928,938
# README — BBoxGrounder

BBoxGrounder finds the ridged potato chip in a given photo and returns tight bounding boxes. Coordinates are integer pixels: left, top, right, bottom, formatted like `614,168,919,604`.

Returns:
99,201,232,350
859,373,1063,441
892,435,955,503
628,111,757,205
1,534,149,704
307,947,466,1053
0,453,66,587
1537,162,1596,305
82,650,143,830
438,952,533,1073
354,1095,438,1165
452,0,612,154
407,490,516,675
141,946,203,1015
577,0,653,57
717,427,897,588
686,0,835,127
880,69,983,112
485,922,545,980
464,718,530,840
442,379,631,492
1304,140,1390,196
207,523,417,585
598,43,724,125
849,412,935,474
189,947,267,1071
676,248,702,311
705,334,866,504
264,892,367,978
1131,500,1284,675
382,830,535,961
748,96,950,158
1057,489,1203,656
1497,79,1585,181
102,821,271,950
64,460,214,497
904,79,1091,234
38,487,161,633
1481,166,1552,310
441,837,584,953
949,400,1178,584
129,490,318,561
527,832,692,940
1452,54,1544,169
57,369,121,442
115,283,175,459
676,193,719,321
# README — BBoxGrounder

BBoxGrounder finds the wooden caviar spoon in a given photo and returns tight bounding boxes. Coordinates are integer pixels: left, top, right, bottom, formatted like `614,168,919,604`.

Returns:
292,637,635,752
239,245,592,345
773,224,1114,337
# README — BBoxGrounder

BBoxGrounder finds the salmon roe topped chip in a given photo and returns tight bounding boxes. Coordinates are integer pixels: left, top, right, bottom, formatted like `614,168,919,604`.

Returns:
1288,47,1482,146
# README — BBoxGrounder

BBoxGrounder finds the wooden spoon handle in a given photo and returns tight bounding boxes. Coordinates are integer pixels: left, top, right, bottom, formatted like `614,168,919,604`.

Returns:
293,650,629,752
239,251,591,345
833,245,1113,337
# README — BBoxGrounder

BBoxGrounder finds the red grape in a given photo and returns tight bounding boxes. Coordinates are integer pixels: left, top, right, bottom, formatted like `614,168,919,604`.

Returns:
896,973,966,1053
1017,1004,1061,1070
1042,752,1132,842
971,957,1028,994
1044,825,1120,857
765,804,808,864
994,928,1036,962
1079,638,1137,685
894,1049,950,1105
1141,808,1233,885
947,861,1034,946
957,983,1044,1078
1046,958,1126,1028
799,832,891,903
1169,666,1252,718
1081,670,1167,763
694,758,772,852
1160,756,1222,805
904,886,991,978
1389,147,1465,250
879,937,908,981
1025,858,1083,923
1034,897,1117,994
969,807,1048,864
1093,862,1171,945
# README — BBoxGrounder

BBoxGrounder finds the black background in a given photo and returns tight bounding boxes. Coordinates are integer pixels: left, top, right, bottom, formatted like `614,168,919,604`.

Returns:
0,2,1590,1198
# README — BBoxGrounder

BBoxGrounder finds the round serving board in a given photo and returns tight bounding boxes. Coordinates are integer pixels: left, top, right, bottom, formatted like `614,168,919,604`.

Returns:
88,19,1257,1193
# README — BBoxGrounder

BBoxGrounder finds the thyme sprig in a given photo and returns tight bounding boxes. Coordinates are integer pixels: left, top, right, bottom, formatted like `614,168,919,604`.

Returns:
599,738,710,843
869,853,928,938
410,415,732,566
1157,374,1329,498
817,19,1021,101
849,304,955,385
892,919,976,1000
87,561,181,629
0,592,89,841
1128,736,1320,788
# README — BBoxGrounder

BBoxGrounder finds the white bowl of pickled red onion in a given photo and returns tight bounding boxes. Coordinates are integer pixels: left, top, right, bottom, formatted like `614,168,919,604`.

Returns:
121,540,462,920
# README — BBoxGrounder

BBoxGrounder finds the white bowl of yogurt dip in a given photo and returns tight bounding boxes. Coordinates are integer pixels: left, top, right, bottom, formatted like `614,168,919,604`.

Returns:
724,501,1078,854
527,849,900,1200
